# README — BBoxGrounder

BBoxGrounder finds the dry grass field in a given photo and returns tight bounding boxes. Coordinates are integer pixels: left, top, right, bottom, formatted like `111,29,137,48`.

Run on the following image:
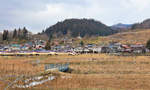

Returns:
76,29,150,45
107,29,150,44
1,54,150,90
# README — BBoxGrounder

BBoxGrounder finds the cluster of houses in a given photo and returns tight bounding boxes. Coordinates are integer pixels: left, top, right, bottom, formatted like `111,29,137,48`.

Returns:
0,40,46,52
0,39,149,54
101,42,149,54
73,42,149,54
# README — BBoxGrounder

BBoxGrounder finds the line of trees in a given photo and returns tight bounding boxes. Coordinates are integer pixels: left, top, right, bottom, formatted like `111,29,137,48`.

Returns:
2,27,32,41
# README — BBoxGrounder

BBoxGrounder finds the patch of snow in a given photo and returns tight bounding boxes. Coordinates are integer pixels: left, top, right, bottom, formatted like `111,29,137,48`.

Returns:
15,76,55,88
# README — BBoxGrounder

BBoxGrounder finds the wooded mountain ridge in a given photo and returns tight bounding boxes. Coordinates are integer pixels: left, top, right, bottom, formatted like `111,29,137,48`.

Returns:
43,19,117,38
132,19,150,29
2,18,150,43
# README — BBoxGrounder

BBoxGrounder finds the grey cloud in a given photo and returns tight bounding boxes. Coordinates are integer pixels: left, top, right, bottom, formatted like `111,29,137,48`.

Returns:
0,0,150,33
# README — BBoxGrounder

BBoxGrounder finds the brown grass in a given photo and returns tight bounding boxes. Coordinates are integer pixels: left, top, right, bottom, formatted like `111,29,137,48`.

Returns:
75,29,150,45
1,54,150,90
107,29,150,44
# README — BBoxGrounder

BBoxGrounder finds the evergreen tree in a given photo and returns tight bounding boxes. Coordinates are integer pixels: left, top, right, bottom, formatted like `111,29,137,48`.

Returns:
13,29,17,39
80,41,84,46
2,30,8,41
22,27,28,39
18,28,22,39
146,39,150,49
45,41,51,50
45,34,53,50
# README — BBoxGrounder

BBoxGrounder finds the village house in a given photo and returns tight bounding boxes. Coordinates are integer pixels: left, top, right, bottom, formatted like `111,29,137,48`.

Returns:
3,46,11,51
83,48,90,53
0,45,4,51
101,46,111,53
22,42,33,50
121,45,132,53
10,44,21,51
130,44,146,53
100,42,148,54
92,47,102,53
101,42,122,53
21,46,29,51
51,45,63,52
33,40,46,50
73,47,84,53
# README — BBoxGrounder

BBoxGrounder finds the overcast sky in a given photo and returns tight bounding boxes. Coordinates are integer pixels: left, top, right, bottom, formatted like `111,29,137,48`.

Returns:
0,0,150,33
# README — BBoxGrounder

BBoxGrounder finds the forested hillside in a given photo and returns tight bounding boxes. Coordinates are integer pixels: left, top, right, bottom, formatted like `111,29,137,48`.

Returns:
132,19,150,29
44,19,117,37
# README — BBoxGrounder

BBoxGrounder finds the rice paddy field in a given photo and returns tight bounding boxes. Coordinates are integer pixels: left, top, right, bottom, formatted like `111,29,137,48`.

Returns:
1,54,150,90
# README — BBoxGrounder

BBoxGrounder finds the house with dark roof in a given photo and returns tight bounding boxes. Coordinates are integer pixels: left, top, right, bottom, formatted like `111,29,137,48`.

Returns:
130,44,146,53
